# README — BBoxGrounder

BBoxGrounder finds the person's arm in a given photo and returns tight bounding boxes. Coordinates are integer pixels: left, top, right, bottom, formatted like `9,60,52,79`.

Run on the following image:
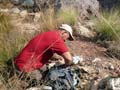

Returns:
62,51,73,66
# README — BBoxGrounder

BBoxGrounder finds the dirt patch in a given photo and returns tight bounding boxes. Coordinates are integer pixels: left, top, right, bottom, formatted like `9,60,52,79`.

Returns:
67,39,107,61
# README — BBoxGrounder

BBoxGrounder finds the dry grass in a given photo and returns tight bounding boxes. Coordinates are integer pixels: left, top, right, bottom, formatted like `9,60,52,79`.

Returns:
0,13,32,90
0,6,79,90
37,8,77,32
94,10,120,41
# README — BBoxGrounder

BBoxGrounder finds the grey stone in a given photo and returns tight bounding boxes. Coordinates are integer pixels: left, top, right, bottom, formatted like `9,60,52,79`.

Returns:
106,77,120,90
22,0,34,7
11,0,24,5
10,7,21,14
60,0,100,19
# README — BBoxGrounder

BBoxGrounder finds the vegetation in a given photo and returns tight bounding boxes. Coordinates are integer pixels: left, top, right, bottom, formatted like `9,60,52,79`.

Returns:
56,8,77,25
94,10,120,41
0,3,120,90
37,8,77,32
0,13,29,75
93,9,120,59
0,8,78,89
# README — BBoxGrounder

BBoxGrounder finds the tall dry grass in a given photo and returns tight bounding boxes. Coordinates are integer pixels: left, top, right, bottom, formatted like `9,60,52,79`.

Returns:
38,8,77,32
94,10,120,41
0,13,32,90
0,7,78,89
93,9,120,59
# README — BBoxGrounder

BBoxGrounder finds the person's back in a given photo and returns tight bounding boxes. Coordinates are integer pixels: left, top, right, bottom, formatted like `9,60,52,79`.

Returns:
15,30,68,72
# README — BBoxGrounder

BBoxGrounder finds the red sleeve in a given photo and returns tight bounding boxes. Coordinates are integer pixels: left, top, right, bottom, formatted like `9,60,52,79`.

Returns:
51,39,68,55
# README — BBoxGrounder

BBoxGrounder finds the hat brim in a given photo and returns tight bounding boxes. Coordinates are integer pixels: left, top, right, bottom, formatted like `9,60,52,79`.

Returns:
68,34,74,41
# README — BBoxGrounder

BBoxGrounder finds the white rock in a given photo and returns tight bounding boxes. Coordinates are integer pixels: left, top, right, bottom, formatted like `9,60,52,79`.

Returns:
106,78,120,90
11,0,21,5
0,9,9,13
77,22,95,38
20,10,28,18
26,87,41,90
22,0,34,7
73,56,84,64
34,13,41,22
10,7,20,14
42,86,52,90
92,58,101,63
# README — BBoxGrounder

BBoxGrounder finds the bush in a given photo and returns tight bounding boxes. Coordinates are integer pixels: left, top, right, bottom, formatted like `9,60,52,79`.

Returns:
0,13,30,71
94,10,120,41
93,10,120,59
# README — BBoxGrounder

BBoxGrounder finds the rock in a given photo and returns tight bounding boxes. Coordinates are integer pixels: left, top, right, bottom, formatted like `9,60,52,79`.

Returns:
42,86,52,90
75,22,95,38
0,9,9,13
60,0,100,19
108,64,114,70
11,0,24,5
73,56,84,64
92,58,101,63
106,77,120,90
34,12,40,22
98,77,120,90
10,7,21,14
10,0,100,19
26,87,41,90
20,23,38,34
84,21,96,30
20,10,28,18
22,0,34,7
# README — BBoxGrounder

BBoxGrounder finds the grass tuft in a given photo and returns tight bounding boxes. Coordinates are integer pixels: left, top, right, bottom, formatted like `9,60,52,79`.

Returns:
94,10,120,41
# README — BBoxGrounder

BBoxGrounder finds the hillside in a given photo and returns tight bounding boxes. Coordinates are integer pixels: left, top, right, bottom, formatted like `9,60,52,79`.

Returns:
0,0,120,90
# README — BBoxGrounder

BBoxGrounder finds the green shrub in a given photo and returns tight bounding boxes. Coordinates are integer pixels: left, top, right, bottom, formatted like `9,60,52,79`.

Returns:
95,10,120,41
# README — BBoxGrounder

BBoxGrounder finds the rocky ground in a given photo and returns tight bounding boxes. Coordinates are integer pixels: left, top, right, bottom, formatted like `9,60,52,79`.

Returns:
67,39,120,90
12,13,120,89
0,2,120,90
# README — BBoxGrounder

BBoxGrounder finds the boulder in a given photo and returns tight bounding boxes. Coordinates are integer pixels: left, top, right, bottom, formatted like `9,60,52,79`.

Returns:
10,7,21,14
10,0,100,18
98,77,120,90
60,0,100,19
74,22,96,38
11,0,24,5
20,10,28,18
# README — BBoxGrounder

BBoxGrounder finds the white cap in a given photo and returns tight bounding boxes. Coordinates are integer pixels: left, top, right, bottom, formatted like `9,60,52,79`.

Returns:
59,24,74,40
